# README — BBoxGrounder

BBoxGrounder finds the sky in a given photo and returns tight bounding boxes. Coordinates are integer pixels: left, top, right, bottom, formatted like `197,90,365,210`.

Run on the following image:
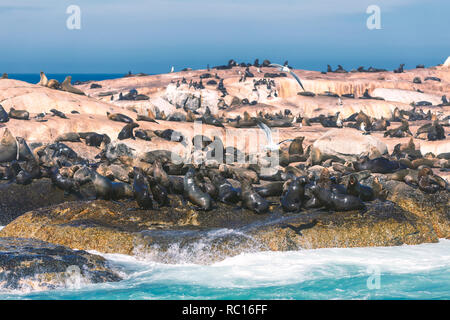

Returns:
0,0,449,74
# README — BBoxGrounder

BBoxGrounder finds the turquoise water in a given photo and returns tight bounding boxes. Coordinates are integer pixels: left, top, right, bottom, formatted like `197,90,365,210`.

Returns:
1,239,449,300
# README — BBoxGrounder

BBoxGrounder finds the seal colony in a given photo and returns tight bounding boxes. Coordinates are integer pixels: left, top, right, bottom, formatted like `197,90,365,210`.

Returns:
0,58,449,263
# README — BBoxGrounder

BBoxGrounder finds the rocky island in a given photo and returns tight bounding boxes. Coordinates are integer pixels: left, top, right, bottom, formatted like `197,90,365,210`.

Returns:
0,58,449,291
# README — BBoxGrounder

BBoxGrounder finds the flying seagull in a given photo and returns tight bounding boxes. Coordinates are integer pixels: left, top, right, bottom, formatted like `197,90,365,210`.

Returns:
257,121,294,151
269,63,305,91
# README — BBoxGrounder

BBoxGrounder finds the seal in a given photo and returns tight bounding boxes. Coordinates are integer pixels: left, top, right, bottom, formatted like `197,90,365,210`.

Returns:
310,183,365,211
0,129,19,163
50,167,80,193
135,129,154,141
61,76,85,95
255,181,284,197
107,112,133,124
346,174,374,201
415,121,445,141
118,122,139,140
155,129,185,143
417,167,443,193
209,171,240,204
136,114,159,123
73,165,92,185
371,117,389,131
0,105,9,123
148,176,169,207
8,108,29,120
133,167,153,209
152,159,171,189
280,176,307,212
55,132,81,143
240,178,269,214
79,132,110,148
353,156,402,174
288,136,305,156
37,71,49,86
384,120,412,138
183,168,212,210
89,170,114,200
50,109,68,119
90,170,133,200
169,175,185,194
37,72,60,89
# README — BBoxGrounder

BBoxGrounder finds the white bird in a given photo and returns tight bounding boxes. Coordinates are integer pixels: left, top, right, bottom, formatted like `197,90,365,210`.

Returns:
269,63,305,91
360,122,370,135
257,121,293,151
170,66,174,73
338,97,343,106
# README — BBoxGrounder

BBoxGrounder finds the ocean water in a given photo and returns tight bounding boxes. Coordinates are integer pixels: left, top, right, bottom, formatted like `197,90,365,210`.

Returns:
7,74,125,85
0,238,449,300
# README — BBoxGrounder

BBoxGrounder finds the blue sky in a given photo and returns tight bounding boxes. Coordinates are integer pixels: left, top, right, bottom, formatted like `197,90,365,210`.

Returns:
1,0,449,73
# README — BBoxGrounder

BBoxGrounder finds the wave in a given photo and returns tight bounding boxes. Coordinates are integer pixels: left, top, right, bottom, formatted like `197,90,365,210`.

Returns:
1,239,449,299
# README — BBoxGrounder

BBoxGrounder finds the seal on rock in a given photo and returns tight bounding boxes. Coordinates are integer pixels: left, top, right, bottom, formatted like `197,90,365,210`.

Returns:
8,108,29,120
61,76,85,95
183,168,212,210
280,177,307,212
346,174,374,201
133,167,153,209
118,123,139,140
107,112,133,124
240,178,269,214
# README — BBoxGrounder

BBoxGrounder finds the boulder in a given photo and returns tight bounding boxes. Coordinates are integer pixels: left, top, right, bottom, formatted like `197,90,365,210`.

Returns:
0,237,121,291
312,128,388,161
163,84,220,114
0,179,79,225
371,88,442,105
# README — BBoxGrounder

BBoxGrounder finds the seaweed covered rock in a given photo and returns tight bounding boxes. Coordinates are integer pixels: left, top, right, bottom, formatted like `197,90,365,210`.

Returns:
0,197,441,264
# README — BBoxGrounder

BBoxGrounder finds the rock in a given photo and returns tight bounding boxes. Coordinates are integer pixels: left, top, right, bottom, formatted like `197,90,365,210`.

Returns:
371,88,442,105
0,197,441,263
163,84,219,114
0,179,80,225
383,180,450,238
0,79,132,117
0,237,121,291
312,128,388,161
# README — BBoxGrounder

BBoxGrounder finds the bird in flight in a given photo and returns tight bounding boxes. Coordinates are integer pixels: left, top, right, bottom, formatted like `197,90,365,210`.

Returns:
269,63,305,91
257,121,293,151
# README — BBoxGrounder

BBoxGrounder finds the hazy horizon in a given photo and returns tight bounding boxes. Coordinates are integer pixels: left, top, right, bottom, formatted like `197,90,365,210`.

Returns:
1,0,449,74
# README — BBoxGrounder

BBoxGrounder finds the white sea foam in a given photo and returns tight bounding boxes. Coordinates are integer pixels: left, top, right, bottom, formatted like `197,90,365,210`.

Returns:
96,239,450,289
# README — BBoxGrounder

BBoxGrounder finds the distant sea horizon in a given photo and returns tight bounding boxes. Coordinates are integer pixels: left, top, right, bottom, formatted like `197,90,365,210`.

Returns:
6,57,444,85
7,74,130,85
